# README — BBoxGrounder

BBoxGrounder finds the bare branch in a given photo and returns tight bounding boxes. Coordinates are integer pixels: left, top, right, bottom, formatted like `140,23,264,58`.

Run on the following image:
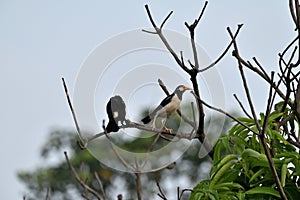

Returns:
64,151,102,200
292,0,300,67
227,28,261,132
289,0,298,26
233,94,252,119
158,78,170,95
103,131,136,172
141,131,164,169
144,5,190,73
261,72,275,135
155,179,167,200
94,172,107,200
135,172,142,200
141,29,157,34
287,137,300,148
295,79,300,120
62,78,85,143
45,187,51,200
144,4,158,30
280,35,298,58
160,11,173,30
192,91,258,136
184,1,208,69
178,187,193,200
252,57,269,79
190,102,197,134
198,24,243,73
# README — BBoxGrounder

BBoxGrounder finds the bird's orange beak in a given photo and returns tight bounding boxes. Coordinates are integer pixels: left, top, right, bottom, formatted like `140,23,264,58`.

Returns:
183,86,192,91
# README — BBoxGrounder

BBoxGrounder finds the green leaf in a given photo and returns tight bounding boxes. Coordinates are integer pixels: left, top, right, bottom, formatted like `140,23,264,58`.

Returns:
210,161,236,187
268,112,284,122
270,130,288,144
249,168,266,183
238,117,256,124
211,182,244,191
245,187,280,198
281,163,287,187
241,149,262,160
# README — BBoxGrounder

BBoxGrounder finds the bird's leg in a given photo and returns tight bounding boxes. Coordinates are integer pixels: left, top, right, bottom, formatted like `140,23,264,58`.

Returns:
120,120,127,129
152,116,157,130
161,118,173,133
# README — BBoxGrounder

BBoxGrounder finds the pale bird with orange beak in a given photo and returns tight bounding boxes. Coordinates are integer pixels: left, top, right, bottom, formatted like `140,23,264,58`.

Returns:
141,85,192,130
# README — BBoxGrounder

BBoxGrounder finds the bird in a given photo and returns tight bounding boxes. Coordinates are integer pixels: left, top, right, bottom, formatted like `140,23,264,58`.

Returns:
141,85,192,130
105,95,127,133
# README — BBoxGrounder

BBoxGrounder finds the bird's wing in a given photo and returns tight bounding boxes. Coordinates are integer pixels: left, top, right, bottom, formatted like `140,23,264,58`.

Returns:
160,93,175,107
106,100,114,119
149,93,174,117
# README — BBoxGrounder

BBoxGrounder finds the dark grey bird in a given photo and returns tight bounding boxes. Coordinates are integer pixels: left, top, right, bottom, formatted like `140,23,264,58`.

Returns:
141,85,192,130
106,95,126,133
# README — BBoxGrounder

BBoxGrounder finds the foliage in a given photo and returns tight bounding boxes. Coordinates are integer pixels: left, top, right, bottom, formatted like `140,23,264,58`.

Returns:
190,103,300,199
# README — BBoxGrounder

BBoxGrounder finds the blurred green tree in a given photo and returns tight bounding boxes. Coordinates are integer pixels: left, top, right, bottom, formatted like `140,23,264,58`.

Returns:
18,106,231,200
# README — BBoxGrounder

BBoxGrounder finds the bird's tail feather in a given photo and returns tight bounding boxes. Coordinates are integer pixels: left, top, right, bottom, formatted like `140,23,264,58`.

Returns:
141,115,151,124
106,120,119,133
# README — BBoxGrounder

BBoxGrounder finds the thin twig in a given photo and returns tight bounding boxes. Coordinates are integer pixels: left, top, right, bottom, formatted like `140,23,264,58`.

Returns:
64,151,102,200
155,178,167,200
259,73,288,200
252,57,269,79
280,36,299,59
144,4,190,73
261,72,275,134
192,91,258,136
198,24,244,73
103,131,136,172
141,131,163,169
45,187,51,200
289,0,298,26
62,78,85,143
94,172,107,200
135,172,142,200
178,188,193,200
233,94,252,119
160,11,173,30
227,28,261,132
184,1,209,69
291,0,300,67
190,102,197,135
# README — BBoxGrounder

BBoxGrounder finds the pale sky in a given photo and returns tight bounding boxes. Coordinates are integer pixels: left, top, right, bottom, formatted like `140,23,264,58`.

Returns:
0,0,295,199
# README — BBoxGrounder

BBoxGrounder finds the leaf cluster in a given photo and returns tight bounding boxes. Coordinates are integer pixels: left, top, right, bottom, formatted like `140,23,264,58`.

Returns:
190,105,300,199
